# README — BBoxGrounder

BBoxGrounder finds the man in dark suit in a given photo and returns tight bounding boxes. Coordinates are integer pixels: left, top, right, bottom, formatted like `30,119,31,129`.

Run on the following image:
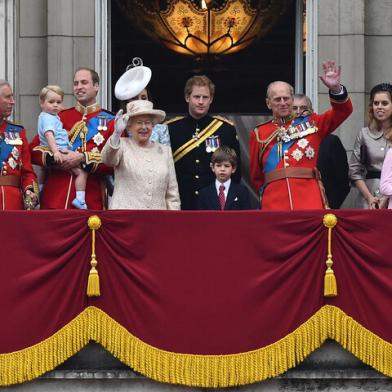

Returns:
317,133,350,208
167,75,241,210
293,94,350,208
197,146,251,210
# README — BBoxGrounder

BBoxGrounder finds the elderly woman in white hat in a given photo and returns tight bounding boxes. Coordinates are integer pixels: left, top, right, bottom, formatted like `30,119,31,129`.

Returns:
101,100,180,210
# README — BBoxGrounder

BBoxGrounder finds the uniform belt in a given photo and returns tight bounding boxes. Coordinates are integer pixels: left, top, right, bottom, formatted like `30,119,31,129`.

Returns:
0,175,20,187
264,167,320,185
366,170,381,180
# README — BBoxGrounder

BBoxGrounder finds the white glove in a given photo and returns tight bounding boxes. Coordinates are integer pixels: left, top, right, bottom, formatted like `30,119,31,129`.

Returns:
112,109,129,146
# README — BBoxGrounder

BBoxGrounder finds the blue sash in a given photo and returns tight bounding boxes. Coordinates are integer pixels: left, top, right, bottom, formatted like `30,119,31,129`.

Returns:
260,116,311,196
70,112,114,151
0,123,22,166
263,115,311,174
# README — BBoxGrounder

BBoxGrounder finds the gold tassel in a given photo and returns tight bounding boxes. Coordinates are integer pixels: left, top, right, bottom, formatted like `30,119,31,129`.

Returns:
87,266,100,297
323,213,338,297
87,215,102,297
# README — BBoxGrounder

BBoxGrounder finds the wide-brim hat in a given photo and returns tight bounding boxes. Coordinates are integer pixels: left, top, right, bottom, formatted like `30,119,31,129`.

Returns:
126,100,166,124
114,62,152,101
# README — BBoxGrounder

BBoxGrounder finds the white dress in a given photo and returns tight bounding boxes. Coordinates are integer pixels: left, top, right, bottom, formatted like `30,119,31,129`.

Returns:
101,136,180,210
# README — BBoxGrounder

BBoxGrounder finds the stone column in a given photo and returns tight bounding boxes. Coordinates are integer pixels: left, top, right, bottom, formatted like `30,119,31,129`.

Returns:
16,0,48,137
317,0,366,207
47,0,95,108
14,0,96,138
318,0,365,150
365,2,392,91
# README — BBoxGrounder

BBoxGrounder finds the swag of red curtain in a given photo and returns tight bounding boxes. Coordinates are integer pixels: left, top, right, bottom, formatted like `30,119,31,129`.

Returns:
0,210,392,387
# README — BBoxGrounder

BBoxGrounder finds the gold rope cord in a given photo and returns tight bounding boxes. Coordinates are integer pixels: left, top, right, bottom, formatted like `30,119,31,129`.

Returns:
323,213,338,297
87,215,102,297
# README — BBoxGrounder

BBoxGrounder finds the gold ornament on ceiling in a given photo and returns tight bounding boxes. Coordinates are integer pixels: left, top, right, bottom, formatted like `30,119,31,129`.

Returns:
116,0,293,57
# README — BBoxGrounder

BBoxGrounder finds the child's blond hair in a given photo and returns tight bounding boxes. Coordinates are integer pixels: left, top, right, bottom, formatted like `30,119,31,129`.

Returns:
39,85,64,103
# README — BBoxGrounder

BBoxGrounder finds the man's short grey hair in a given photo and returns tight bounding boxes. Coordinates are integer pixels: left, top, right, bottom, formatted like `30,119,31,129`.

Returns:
266,81,294,99
293,93,313,111
0,79,11,91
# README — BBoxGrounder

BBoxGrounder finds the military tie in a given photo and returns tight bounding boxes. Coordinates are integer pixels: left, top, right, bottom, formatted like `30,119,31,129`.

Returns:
219,185,225,210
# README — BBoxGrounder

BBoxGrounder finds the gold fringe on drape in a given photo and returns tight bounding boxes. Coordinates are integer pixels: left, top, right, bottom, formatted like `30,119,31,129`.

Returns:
2,306,392,387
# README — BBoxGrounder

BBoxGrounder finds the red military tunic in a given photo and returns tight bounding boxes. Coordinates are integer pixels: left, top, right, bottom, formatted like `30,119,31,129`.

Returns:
30,103,115,209
249,90,353,210
0,121,38,210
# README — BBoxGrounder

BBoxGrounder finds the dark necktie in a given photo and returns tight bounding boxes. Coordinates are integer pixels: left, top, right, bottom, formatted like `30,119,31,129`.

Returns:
219,185,225,210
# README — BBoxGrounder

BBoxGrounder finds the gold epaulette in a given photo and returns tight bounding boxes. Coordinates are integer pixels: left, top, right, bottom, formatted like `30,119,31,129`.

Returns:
213,115,234,126
164,116,184,125
5,121,23,129
254,119,272,129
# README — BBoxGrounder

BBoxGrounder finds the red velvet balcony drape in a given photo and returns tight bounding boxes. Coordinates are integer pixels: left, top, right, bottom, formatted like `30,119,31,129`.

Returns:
1,210,392,386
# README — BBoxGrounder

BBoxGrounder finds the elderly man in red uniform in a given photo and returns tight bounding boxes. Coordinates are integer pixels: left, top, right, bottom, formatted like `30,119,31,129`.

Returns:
249,60,353,210
0,80,38,210
30,68,115,209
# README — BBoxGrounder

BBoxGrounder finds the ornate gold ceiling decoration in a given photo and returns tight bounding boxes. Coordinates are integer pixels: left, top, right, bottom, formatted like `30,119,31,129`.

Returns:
116,0,293,57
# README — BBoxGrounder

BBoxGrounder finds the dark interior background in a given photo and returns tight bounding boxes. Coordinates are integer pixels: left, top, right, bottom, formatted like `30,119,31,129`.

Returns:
111,1,296,115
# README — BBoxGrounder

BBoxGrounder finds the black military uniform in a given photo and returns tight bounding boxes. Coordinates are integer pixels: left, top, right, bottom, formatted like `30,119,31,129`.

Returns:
317,134,350,208
167,114,241,210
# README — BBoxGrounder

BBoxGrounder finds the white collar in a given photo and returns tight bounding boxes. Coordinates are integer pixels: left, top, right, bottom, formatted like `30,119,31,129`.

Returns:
215,178,231,195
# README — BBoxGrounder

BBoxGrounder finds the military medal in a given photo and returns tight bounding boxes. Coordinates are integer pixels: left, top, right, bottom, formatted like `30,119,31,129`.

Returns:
11,147,19,160
6,131,23,145
297,138,309,149
8,157,17,169
102,118,108,131
205,135,220,153
192,126,200,140
97,117,103,131
93,133,105,146
305,146,315,159
97,116,109,132
291,148,304,161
